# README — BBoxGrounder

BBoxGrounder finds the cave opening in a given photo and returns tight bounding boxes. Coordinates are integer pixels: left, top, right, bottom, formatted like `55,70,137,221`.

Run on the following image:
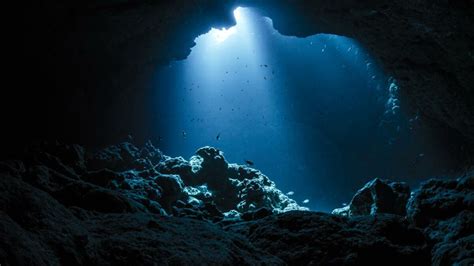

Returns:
153,7,460,211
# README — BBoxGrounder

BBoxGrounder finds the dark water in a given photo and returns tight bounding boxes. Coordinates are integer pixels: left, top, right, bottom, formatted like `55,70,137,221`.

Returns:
153,8,458,211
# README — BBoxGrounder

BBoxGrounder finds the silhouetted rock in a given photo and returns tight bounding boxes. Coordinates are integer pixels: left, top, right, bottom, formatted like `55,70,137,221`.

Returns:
52,181,144,213
154,174,185,211
1,142,472,265
227,211,430,265
81,168,124,187
87,142,152,171
407,174,473,227
241,207,273,221
332,178,410,216
0,173,90,265
407,173,474,265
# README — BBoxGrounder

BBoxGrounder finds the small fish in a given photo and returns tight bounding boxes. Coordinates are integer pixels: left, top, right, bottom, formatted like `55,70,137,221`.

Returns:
216,133,221,140
302,199,309,204
286,191,294,196
245,160,254,166
182,131,186,138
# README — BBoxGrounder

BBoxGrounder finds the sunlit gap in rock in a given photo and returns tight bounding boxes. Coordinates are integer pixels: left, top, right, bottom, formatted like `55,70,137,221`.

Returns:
153,7,454,212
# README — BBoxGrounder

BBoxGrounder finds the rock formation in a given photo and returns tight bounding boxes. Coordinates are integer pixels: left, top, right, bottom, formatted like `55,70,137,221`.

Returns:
1,142,472,265
332,178,411,216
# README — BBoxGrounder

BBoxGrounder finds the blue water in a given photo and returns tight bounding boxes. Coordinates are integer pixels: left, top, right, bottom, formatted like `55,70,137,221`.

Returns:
153,8,458,211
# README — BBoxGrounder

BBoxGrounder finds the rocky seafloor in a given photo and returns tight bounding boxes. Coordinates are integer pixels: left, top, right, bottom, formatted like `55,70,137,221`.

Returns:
0,142,472,265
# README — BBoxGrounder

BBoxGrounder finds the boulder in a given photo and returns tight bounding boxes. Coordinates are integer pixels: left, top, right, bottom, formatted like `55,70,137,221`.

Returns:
333,178,410,217
154,174,185,210
407,173,474,265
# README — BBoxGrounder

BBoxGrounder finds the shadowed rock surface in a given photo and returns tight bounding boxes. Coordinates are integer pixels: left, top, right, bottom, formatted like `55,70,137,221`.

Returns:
332,178,411,216
407,173,474,265
1,142,472,265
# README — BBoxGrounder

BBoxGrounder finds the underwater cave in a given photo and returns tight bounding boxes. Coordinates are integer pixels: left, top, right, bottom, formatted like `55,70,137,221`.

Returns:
3,1,474,265
154,7,465,211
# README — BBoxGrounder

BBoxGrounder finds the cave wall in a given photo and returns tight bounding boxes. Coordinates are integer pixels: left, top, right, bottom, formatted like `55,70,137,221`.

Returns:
9,0,474,158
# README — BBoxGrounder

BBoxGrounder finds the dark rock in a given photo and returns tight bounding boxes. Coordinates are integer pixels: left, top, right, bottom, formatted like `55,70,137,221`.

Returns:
0,171,283,265
0,173,90,265
139,140,163,165
154,174,185,211
432,235,474,266
241,207,273,221
407,173,474,265
407,174,473,227
23,165,78,193
190,147,231,190
80,169,124,187
226,211,430,265
200,202,224,219
2,141,471,265
52,181,143,213
158,156,194,184
333,178,410,216
0,160,25,176
30,142,87,175
86,142,151,171
83,213,283,265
